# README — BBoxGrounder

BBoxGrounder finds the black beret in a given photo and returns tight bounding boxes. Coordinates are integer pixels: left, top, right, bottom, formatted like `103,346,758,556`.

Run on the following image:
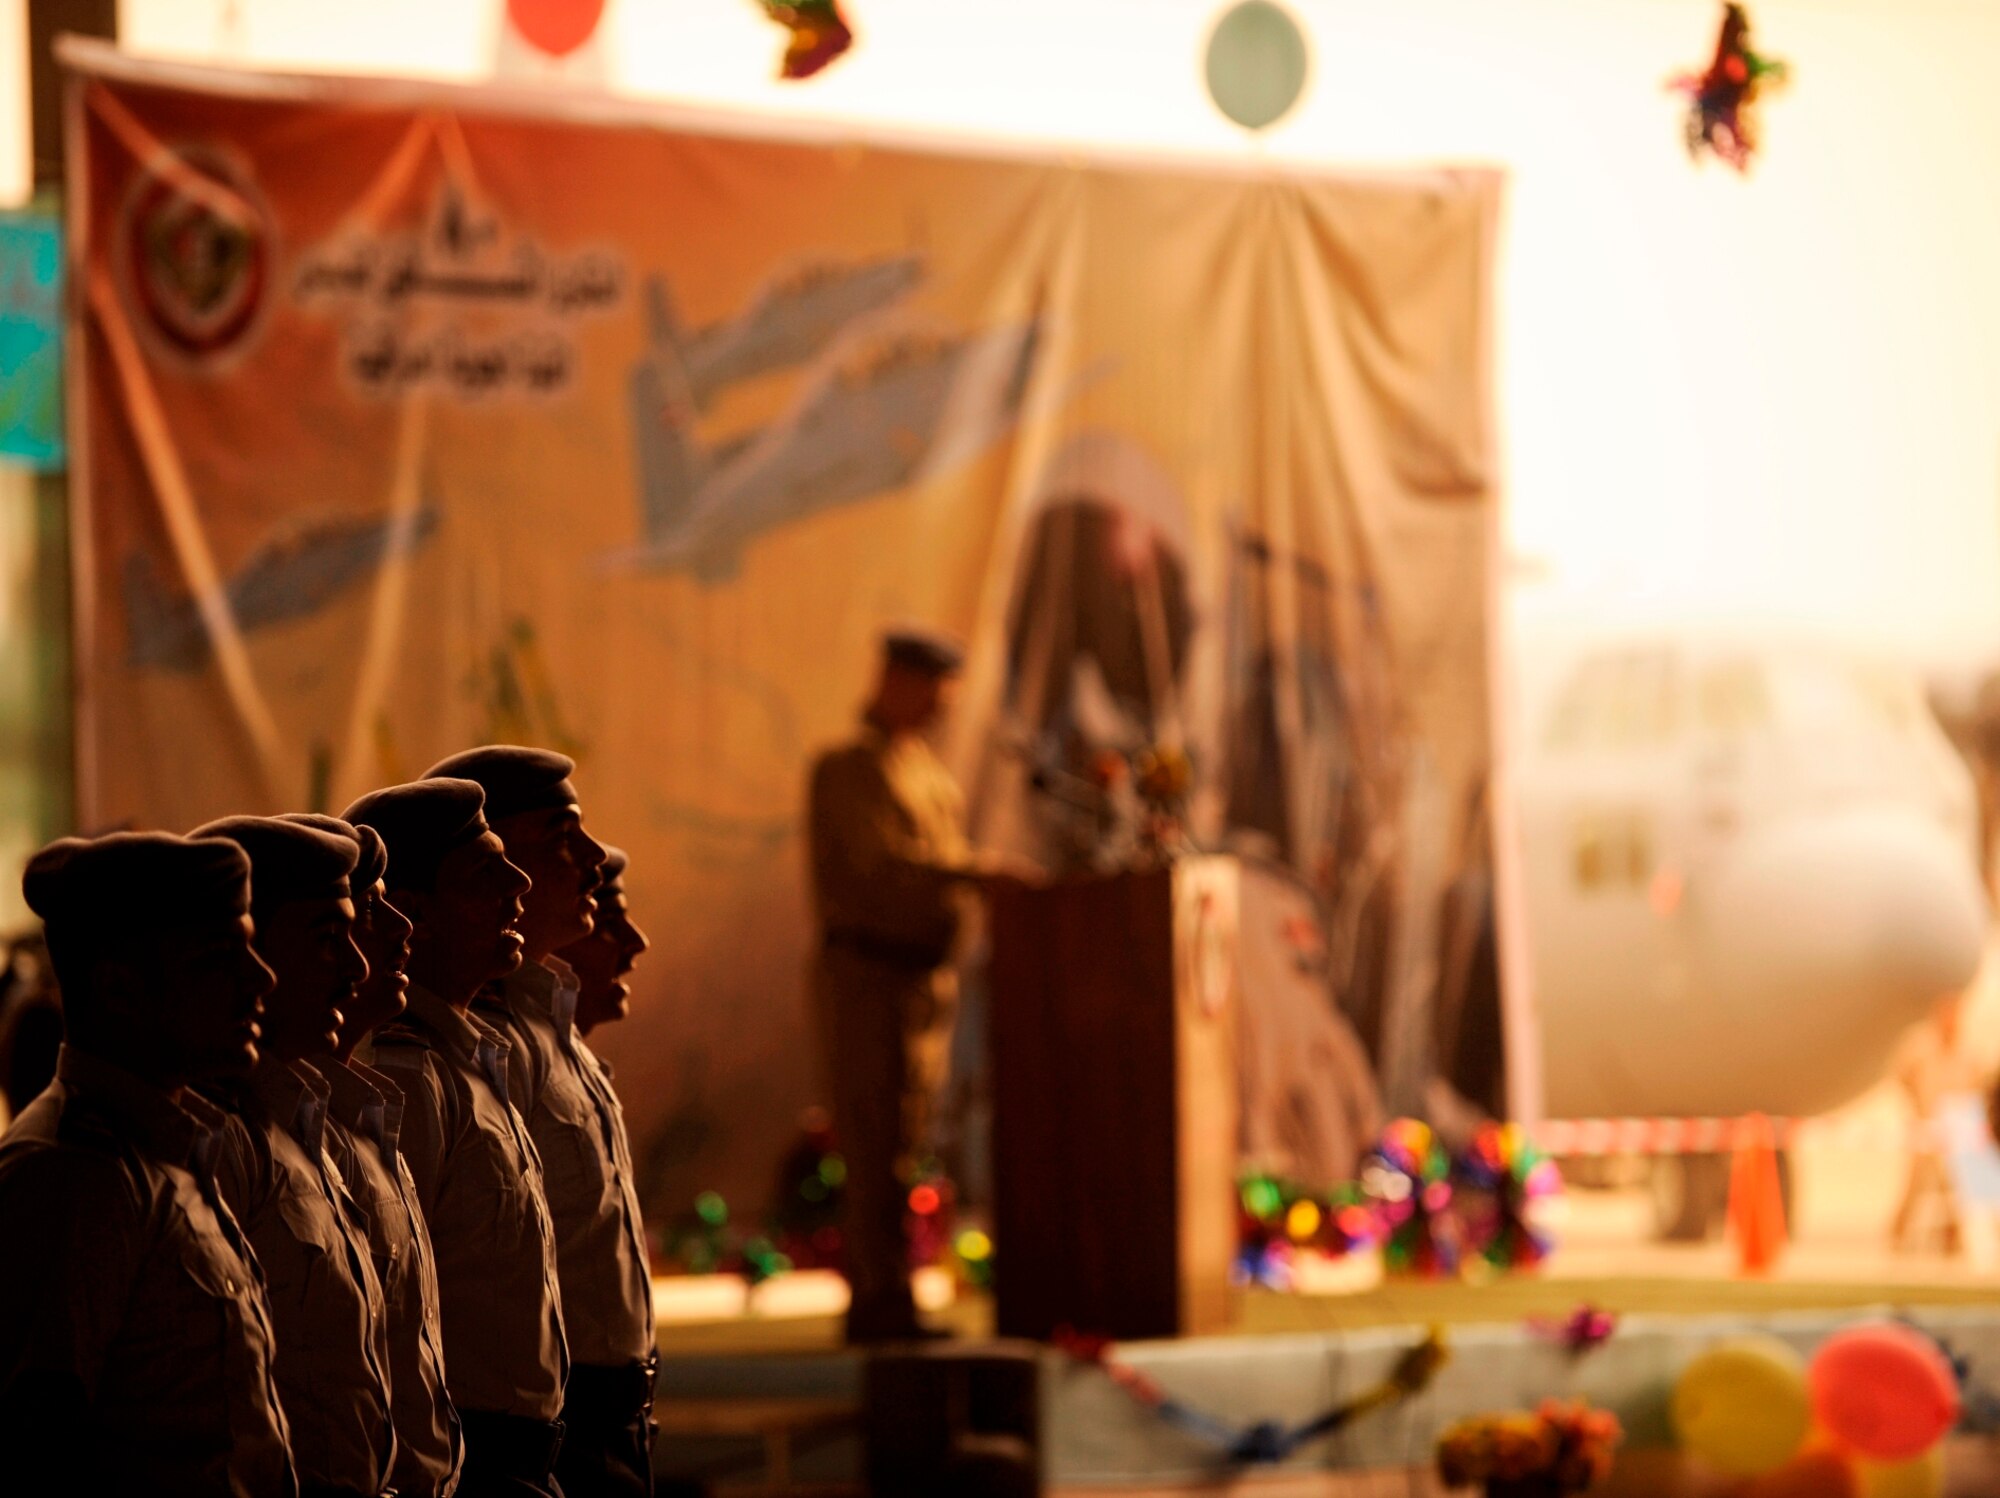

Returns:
189,816,358,915
883,627,965,677
343,779,490,891
423,745,580,823
279,813,388,891
598,845,628,885
23,832,252,940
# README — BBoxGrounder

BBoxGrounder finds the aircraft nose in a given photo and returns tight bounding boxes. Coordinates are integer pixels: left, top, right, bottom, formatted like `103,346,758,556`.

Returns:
1703,807,1987,1028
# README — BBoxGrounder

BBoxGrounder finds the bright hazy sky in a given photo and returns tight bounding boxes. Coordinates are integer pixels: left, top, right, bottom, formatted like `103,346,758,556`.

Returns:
109,0,2000,669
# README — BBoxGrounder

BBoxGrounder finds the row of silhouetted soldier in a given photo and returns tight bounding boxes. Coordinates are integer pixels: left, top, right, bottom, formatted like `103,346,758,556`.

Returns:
0,746,655,1498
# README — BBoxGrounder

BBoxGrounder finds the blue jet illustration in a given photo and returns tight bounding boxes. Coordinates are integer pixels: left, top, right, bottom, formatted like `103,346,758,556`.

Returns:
617,265,1048,582
125,505,441,671
650,255,926,411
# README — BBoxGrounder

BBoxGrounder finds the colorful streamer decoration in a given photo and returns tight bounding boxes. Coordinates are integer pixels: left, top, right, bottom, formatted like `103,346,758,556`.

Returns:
1362,1118,1458,1276
1670,3,1790,172
1058,1326,1450,1465
1456,1122,1563,1270
758,0,855,80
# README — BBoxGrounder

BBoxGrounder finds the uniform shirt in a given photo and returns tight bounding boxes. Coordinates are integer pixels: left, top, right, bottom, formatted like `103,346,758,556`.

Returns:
324,1058,463,1497
807,720,978,962
481,960,654,1366
211,1060,398,1496
368,982,568,1420
0,1046,297,1498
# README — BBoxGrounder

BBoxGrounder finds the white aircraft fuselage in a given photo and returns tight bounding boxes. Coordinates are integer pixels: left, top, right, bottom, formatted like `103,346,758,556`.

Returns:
1518,634,1987,1121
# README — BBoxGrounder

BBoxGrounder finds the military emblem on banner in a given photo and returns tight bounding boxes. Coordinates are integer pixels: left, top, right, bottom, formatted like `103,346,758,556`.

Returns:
116,146,272,367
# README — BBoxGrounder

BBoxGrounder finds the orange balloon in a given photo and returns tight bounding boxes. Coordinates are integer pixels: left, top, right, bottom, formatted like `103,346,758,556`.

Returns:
1742,1447,1861,1498
507,0,606,56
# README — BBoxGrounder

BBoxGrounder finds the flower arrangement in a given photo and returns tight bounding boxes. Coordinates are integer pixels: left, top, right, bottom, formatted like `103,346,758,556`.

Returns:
1025,737,1196,872
1437,1401,1622,1496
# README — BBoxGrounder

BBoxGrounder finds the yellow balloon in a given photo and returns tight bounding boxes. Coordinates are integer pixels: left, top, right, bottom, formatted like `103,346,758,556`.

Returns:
1858,1447,1945,1498
1673,1336,1813,1477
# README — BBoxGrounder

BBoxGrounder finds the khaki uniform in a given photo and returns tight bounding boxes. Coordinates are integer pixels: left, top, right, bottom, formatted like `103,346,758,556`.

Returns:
0,1046,298,1497
807,722,978,1334
324,1059,464,1498
368,983,568,1495
484,959,656,1498
211,1060,398,1497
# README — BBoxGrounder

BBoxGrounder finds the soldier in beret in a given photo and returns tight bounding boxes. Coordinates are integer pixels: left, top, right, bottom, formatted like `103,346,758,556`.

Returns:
344,779,568,1498
191,815,399,1498
0,832,298,1495
286,813,465,1498
425,749,654,1498
559,846,650,1039
807,629,1040,1341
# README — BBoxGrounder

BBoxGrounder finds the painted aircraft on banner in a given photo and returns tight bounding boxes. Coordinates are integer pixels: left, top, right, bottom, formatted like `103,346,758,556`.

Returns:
653,256,925,410
613,264,1047,582
1515,617,1988,1237
125,505,441,671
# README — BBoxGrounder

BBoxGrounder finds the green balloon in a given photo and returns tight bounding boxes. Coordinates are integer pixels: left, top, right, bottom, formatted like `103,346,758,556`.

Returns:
1205,0,1310,132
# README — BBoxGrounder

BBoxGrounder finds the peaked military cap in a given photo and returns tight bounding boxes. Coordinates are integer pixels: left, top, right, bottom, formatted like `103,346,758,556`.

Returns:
343,778,490,891
279,813,388,891
882,627,965,677
189,815,358,917
422,745,580,823
23,831,252,939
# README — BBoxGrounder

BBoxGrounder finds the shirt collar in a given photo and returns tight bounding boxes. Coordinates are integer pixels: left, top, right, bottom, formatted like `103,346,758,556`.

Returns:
500,956,581,1035
321,1059,393,1152
245,1059,333,1157
401,981,492,1067
54,1045,216,1169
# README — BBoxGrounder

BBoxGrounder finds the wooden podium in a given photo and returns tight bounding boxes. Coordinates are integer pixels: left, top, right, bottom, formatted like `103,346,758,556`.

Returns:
988,856,1240,1341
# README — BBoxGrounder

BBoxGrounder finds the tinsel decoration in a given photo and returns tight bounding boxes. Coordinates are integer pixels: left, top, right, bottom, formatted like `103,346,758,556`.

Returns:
1236,1172,1377,1288
1455,1122,1563,1271
1362,1119,1458,1277
758,0,854,80
1670,3,1790,172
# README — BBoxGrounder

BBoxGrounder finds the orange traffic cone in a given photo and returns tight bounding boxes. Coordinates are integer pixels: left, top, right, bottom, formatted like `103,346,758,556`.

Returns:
1728,1113,1789,1276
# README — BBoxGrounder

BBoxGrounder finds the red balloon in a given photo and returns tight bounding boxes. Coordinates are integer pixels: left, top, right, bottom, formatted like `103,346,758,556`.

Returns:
1809,1324,1960,1463
507,0,606,57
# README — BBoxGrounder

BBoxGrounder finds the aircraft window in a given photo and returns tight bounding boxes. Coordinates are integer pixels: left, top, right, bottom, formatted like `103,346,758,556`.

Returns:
1697,660,1772,735
1545,650,1682,751
1571,810,1654,892
1574,818,1606,888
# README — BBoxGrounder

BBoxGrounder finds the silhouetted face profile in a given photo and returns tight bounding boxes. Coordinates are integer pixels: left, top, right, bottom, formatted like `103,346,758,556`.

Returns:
871,661,958,738
343,878,415,1044
400,831,532,999
490,804,606,961
256,893,368,1061
564,866,650,1034
151,913,279,1083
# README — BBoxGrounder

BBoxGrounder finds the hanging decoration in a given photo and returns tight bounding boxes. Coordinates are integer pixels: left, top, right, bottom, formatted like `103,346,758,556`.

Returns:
1669,3,1790,172
1058,1326,1450,1465
1456,1122,1563,1271
1204,0,1311,133
1527,1305,1620,1355
758,0,855,80
505,0,608,58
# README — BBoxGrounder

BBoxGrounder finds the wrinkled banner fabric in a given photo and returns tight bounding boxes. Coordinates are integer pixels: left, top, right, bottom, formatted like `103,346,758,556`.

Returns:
67,43,1505,1209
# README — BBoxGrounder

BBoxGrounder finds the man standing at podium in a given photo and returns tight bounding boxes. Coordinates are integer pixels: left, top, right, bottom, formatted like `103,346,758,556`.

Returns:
808,628,1032,1342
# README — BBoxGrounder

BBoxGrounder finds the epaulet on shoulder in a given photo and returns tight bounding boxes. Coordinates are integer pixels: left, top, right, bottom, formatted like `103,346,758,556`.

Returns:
52,1105,126,1156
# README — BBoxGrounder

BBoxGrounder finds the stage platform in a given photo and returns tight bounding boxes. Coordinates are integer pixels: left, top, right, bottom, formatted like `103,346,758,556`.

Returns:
653,1275,2000,1495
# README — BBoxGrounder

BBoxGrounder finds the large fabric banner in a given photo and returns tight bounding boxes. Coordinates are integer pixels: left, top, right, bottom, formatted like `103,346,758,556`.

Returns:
67,44,1504,1211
